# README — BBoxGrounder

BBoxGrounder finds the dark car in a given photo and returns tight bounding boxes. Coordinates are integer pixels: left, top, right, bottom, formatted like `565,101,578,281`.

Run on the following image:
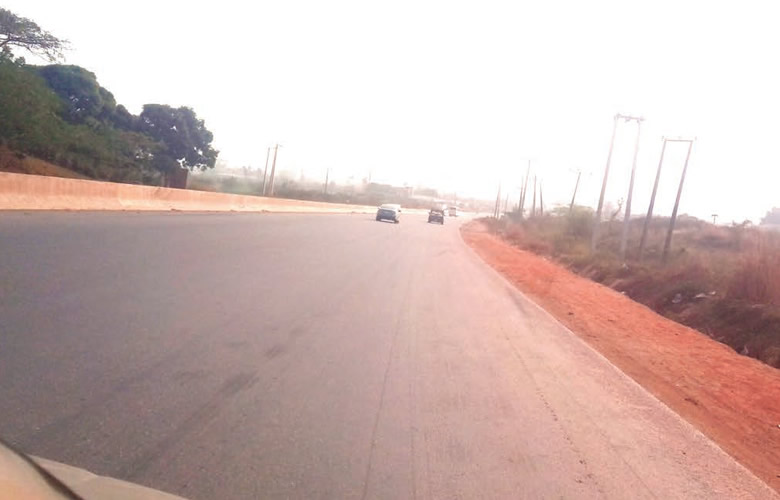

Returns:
376,204,401,223
428,208,444,224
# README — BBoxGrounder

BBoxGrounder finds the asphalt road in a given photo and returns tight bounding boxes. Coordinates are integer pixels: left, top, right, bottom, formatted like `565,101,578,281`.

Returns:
0,212,775,499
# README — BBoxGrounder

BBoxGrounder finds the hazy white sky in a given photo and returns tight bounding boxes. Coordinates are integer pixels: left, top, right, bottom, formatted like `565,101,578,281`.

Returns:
7,0,780,221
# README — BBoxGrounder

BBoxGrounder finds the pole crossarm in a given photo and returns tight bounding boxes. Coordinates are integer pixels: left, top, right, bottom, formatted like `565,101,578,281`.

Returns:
662,136,696,142
615,113,645,122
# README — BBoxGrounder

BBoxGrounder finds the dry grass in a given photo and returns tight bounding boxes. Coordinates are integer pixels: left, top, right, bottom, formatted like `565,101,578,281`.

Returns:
0,147,87,179
485,212,780,368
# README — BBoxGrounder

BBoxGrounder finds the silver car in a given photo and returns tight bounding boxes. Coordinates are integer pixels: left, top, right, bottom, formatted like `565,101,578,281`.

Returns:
376,204,401,223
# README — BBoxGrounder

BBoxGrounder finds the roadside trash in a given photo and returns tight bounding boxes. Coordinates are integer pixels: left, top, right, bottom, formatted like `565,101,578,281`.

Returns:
672,293,683,304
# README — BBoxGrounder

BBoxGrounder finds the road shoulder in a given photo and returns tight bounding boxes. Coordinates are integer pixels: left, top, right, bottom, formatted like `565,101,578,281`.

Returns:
461,221,780,493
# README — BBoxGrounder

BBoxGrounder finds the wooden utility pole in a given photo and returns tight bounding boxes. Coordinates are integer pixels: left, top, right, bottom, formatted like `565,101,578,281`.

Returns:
539,182,544,216
638,139,668,259
261,146,271,196
503,192,509,214
620,118,644,260
268,144,280,196
531,176,537,217
569,170,581,214
662,139,695,263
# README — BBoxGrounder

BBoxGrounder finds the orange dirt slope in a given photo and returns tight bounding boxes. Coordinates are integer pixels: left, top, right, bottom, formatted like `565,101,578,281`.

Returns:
461,221,780,492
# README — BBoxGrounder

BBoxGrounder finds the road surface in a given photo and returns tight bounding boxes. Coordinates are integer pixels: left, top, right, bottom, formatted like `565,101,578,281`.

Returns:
0,212,775,499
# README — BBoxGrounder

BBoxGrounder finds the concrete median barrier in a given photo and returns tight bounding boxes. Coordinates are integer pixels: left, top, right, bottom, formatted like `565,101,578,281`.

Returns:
0,172,378,213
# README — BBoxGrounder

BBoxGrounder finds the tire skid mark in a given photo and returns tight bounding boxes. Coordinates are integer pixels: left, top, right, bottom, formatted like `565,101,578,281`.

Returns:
120,371,259,480
20,344,191,447
22,312,250,448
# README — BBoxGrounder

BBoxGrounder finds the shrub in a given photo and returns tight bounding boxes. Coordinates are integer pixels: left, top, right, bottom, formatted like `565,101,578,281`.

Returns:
727,232,780,306
486,211,780,368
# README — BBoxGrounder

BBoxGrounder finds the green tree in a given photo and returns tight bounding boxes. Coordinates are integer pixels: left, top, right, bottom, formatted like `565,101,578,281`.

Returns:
0,59,160,183
139,104,218,178
37,65,116,124
111,104,137,131
761,208,780,225
0,58,67,159
0,8,216,186
0,7,67,61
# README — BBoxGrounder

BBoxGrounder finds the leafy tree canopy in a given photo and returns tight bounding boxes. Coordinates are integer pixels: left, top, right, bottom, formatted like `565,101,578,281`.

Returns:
37,65,116,124
112,104,136,131
0,55,66,152
139,104,218,173
0,7,67,61
0,7,218,185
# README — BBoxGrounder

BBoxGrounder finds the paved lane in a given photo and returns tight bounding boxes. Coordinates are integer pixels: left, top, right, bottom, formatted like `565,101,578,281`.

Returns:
0,212,775,499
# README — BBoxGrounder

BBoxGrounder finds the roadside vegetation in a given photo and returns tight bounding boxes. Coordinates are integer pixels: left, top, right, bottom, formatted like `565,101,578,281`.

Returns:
0,7,217,185
483,207,780,368
188,169,492,211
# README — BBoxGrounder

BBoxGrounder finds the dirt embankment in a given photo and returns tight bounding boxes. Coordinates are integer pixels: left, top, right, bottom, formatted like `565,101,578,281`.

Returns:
0,147,87,180
491,214,780,368
461,221,780,492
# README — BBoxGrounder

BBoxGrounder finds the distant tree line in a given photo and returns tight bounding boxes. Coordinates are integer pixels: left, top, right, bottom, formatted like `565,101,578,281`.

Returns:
761,208,780,226
0,7,217,184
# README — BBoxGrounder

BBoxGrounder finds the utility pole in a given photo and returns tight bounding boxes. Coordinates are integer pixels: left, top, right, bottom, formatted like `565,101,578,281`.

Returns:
268,144,280,196
638,139,668,259
518,178,525,215
592,113,643,251
569,170,582,214
592,115,619,250
503,192,509,214
261,146,271,196
324,168,330,195
493,183,502,218
711,214,718,224
531,175,537,217
539,182,544,216
519,160,531,218
662,139,695,263
620,118,644,260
